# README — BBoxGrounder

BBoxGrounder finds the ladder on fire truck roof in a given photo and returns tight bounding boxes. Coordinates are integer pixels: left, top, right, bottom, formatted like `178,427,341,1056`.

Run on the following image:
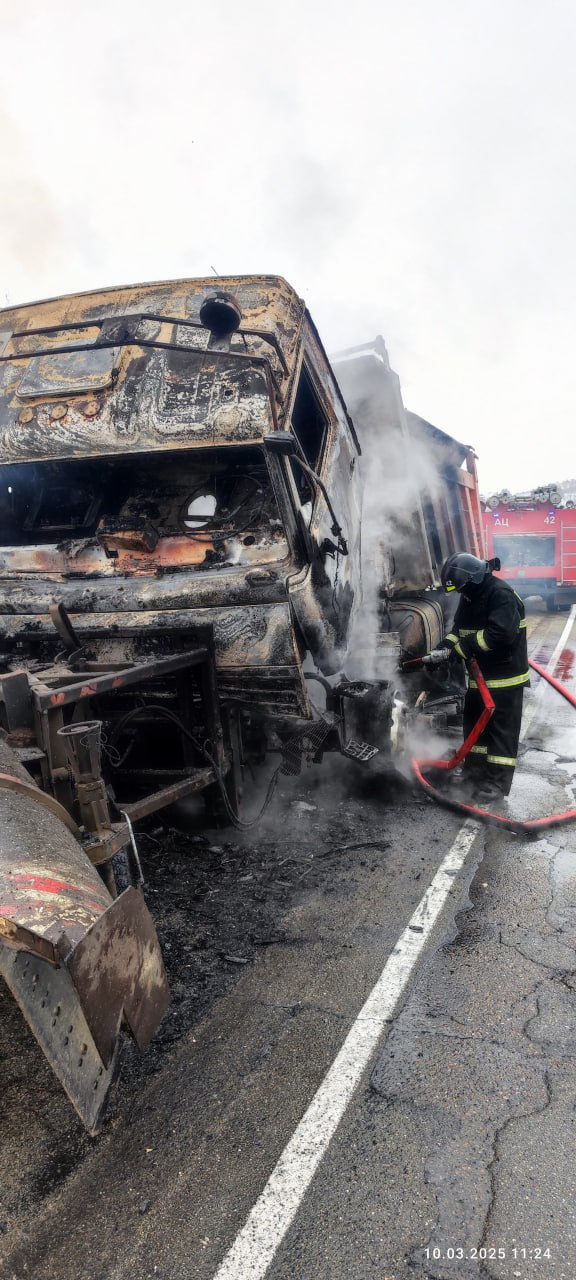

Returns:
561,518,576,584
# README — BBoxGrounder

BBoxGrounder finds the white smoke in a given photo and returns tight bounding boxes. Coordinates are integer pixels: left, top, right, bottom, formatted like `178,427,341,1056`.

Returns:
334,344,454,683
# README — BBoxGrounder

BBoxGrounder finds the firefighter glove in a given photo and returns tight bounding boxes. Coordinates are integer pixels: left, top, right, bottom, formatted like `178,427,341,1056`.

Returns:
454,634,476,662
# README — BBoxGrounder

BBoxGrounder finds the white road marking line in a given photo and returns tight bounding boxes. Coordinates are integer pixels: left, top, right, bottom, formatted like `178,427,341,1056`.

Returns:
211,821,479,1280
211,612,576,1280
523,603,576,737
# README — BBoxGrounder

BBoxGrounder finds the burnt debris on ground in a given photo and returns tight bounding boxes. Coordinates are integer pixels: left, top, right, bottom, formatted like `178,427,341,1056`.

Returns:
0,763,416,1224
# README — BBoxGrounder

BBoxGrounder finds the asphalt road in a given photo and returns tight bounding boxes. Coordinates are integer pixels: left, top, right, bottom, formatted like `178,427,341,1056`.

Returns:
1,603,576,1280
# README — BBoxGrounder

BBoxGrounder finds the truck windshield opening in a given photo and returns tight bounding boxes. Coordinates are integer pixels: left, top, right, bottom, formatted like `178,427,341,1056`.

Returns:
0,447,287,567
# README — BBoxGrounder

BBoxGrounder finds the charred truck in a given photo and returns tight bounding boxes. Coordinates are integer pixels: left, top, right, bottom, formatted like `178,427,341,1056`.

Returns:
0,277,483,1128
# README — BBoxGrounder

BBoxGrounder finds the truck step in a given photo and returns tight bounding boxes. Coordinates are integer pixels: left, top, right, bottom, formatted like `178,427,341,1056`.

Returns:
341,738,380,763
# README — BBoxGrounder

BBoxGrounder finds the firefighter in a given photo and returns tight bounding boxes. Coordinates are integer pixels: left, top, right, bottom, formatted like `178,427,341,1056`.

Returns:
440,552,529,802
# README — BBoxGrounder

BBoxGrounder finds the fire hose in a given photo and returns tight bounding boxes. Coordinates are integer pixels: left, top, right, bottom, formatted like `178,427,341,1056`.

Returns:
409,656,576,835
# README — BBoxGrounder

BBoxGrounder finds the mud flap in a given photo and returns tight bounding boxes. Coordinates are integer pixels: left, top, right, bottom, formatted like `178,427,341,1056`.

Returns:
0,947,119,1134
0,888,170,1133
66,887,171,1068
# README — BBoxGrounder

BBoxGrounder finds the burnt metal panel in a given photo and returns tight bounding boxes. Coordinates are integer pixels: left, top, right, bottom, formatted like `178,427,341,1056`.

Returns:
0,790,112,950
33,649,210,712
18,347,120,398
0,946,118,1133
66,886,171,1067
280,320,363,674
0,670,33,731
0,885,171,1133
215,664,309,715
0,276,305,464
0,561,289,609
0,604,308,701
0,734,170,1130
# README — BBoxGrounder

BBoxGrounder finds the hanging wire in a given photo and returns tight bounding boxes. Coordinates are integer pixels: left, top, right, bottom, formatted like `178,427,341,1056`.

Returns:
107,703,282,830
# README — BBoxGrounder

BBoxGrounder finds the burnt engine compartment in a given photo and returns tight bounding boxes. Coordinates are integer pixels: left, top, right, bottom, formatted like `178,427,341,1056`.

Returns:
0,446,287,571
0,445,293,839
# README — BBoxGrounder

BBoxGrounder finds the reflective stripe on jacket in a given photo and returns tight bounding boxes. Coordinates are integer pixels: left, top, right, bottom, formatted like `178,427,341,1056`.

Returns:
448,576,530,686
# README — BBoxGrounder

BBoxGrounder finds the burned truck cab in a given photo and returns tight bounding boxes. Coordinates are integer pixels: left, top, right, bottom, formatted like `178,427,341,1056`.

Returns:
0,276,362,820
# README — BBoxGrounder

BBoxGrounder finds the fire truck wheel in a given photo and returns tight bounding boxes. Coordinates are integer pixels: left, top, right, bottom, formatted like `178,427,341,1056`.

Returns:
545,595,559,613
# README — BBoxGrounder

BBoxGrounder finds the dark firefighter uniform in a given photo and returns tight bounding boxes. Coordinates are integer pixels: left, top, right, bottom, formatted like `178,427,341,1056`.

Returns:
443,561,529,796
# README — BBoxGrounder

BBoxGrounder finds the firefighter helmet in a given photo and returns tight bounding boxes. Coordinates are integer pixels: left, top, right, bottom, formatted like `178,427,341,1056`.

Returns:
441,552,489,593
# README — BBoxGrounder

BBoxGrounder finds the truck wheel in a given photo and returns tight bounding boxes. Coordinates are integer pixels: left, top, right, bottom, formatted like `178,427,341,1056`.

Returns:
545,595,559,613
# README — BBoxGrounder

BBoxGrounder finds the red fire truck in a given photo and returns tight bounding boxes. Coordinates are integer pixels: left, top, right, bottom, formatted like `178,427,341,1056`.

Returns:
483,496,576,610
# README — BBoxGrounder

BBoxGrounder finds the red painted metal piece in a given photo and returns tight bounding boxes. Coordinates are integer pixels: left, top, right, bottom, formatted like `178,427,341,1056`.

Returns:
0,736,170,1129
483,502,576,598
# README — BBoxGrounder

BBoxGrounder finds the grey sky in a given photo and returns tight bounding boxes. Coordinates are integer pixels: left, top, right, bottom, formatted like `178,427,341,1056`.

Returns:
1,0,575,493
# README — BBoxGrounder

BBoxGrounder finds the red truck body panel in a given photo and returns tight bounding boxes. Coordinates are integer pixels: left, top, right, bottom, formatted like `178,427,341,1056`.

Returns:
483,503,576,604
